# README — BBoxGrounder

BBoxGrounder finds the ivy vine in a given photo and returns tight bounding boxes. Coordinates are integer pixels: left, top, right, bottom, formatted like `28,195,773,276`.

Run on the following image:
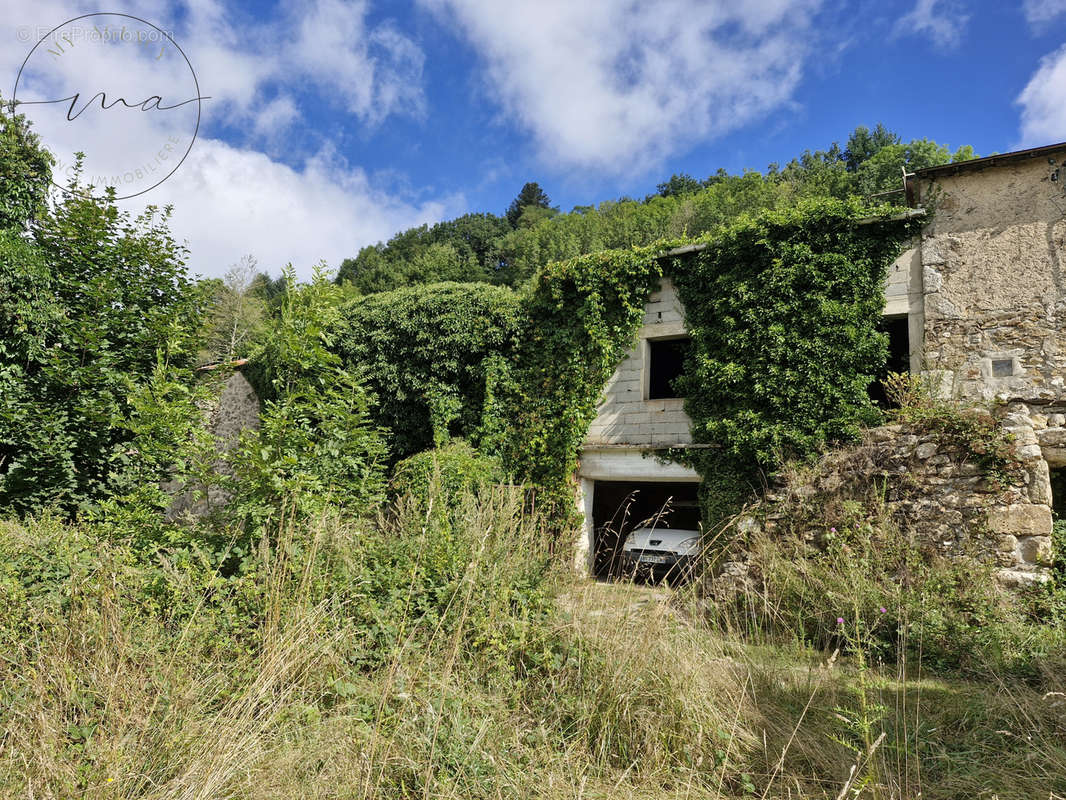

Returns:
489,197,919,531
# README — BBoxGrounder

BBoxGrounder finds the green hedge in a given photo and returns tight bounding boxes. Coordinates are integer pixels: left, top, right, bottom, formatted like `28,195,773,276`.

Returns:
331,282,521,461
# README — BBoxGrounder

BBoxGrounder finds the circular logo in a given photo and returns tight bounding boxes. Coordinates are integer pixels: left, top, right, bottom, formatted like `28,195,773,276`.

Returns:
10,12,206,199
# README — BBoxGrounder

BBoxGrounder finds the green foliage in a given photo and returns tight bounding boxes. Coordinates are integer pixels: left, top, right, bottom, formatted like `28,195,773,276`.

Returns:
843,123,900,172
712,508,1066,681
338,126,975,294
854,138,977,196
390,440,504,509
0,160,202,516
506,181,554,227
654,172,708,198
883,371,1018,486
486,245,664,518
670,199,917,521
331,281,522,460
233,266,386,529
87,359,219,546
197,255,268,364
0,100,54,230
336,212,512,293
470,199,917,531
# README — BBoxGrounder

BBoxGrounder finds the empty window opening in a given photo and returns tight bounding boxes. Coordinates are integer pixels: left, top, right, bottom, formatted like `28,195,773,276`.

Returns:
647,337,690,400
1050,468,1066,520
992,359,1014,378
590,480,700,580
869,315,910,408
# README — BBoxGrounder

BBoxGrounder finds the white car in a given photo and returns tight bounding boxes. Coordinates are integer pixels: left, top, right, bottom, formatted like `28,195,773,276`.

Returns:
620,527,701,581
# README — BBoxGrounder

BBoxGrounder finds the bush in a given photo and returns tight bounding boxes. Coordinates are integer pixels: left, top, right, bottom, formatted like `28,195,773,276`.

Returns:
330,282,521,461
0,189,202,517
389,440,504,510
884,371,1018,486
232,267,387,536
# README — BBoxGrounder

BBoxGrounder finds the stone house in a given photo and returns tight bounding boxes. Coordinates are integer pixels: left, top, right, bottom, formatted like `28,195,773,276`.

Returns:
576,141,1066,582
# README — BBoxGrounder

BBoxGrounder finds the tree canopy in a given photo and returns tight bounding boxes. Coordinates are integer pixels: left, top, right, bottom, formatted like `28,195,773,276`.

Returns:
334,124,976,296
0,109,206,516
506,181,553,227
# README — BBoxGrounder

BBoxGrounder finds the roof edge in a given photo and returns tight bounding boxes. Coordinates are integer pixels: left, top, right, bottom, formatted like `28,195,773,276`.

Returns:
914,141,1066,179
655,208,926,260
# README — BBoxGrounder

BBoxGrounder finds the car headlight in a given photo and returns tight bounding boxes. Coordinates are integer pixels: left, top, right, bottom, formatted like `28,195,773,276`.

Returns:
678,537,700,553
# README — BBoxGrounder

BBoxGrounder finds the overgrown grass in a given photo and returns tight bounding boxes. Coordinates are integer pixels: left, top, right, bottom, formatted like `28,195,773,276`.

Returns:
2,483,1065,798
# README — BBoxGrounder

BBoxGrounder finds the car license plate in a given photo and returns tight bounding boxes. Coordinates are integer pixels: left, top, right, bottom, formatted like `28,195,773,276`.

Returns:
639,554,667,564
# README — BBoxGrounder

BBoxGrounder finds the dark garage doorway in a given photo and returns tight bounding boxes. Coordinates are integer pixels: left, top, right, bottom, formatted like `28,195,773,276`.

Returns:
591,480,701,579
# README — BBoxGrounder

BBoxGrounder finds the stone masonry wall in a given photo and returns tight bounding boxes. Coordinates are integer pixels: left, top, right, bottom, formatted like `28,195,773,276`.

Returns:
717,414,1055,592
917,153,1066,403
165,368,261,520
585,278,694,446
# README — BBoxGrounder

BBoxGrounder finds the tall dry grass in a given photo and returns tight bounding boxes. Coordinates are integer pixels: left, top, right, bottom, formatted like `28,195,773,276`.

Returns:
1,485,1065,799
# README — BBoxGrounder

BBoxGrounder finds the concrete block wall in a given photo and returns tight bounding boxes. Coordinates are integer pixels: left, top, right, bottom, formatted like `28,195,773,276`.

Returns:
584,278,694,447
884,242,926,373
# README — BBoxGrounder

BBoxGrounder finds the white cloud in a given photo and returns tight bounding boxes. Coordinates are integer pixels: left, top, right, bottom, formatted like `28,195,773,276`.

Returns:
0,0,449,279
145,138,460,280
252,95,299,140
419,0,820,173
287,0,426,124
1024,0,1066,25
892,0,968,48
1017,44,1066,147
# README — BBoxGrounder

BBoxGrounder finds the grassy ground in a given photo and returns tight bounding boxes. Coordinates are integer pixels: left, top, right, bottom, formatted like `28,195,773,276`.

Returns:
1,496,1064,799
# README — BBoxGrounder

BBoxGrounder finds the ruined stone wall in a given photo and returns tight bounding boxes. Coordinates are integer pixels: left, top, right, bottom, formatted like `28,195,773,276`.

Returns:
917,153,1066,402
165,368,260,520
585,278,694,446
206,369,260,454
717,413,1055,591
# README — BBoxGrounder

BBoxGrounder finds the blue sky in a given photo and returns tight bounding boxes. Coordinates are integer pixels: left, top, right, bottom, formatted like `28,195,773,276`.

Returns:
4,0,1066,279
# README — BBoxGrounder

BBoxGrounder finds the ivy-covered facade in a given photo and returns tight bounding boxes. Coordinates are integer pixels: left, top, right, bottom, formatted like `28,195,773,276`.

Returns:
569,201,920,576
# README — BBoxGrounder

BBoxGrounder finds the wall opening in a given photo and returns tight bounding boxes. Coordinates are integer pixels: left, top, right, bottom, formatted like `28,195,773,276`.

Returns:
646,336,691,400
869,314,910,407
1050,467,1066,520
590,480,700,579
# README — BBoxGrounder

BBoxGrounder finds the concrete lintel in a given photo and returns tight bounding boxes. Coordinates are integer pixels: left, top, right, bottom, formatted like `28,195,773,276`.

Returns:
578,447,701,482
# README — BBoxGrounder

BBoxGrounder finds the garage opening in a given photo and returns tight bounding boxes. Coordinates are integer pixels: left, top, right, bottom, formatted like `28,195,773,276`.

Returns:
869,314,910,408
590,480,701,579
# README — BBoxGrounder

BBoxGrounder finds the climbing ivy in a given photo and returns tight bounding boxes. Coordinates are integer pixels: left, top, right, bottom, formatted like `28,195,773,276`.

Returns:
483,245,664,518
668,198,920,522
490,197,918,530
322,197,917,535
331,282,522,461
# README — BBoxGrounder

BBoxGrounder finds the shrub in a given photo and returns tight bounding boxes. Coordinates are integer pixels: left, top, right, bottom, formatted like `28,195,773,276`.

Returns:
0,186,202,517
884,371,1018,486
230,267,386,535
389,440,504,510
330,282,522,461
